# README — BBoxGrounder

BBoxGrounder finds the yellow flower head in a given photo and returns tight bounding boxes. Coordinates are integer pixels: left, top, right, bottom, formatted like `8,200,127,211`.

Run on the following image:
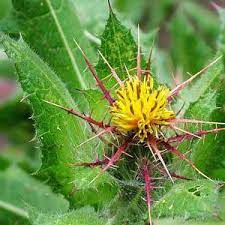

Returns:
111,76,175,141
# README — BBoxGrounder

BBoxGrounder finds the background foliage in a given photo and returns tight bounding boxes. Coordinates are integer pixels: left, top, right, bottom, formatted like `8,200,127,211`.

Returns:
0,0,225,224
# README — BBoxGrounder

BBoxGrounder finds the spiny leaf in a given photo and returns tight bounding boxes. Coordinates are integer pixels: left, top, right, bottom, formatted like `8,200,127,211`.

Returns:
73,89,108,121
174,58,225,179
177,23,225,177
184,59,223,104
31,207,105,225
184,84,225,178
217,188,225,220
95,8,138,88
1,34,88,189
5,0,96,96
153,180,219,219
153,49,174,88
75,0,156,52
1,35,116,206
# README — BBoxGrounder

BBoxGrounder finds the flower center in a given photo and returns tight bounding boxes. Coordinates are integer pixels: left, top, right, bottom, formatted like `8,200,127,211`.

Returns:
111,76,175,141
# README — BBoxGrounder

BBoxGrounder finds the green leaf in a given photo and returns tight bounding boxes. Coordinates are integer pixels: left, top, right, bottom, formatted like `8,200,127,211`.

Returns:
0,166,69,225
1,34,87,189
174,58,225,179
75,0,156,52
7,0,96,96
169,8,212,76
184,87,225,179
1,35,116,206
155,218,225,225
31,207,105,225
182,2,219,49
95,9,138,88
218,188,225,220
153,49,174,88
153,180,219,219
73,89,108,121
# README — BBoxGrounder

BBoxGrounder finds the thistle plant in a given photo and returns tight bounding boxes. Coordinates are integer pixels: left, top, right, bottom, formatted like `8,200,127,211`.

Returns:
46,25,225,225
1,1,225,225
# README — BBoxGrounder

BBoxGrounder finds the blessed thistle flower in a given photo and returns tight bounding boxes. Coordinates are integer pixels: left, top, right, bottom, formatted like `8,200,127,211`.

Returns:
111,76,175,141
46,32,225,225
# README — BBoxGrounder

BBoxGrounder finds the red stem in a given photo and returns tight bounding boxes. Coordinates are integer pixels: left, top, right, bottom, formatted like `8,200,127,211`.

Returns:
59,106,115,131
102,138,132,173
160,141,212,181
170,172,191,181
161,141,187,161
76,42,115,106
44,101,115,130
168,56,222,101
72,158,109,168
159,168,191,181
72,138,132,173
167,128,225,143
143,160,153,225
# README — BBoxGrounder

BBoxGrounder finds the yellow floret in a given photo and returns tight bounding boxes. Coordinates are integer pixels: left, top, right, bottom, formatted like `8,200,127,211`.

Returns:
111,76,175,141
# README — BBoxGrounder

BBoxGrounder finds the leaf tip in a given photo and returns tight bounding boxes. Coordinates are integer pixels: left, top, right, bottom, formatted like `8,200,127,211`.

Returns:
107,0,113,12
